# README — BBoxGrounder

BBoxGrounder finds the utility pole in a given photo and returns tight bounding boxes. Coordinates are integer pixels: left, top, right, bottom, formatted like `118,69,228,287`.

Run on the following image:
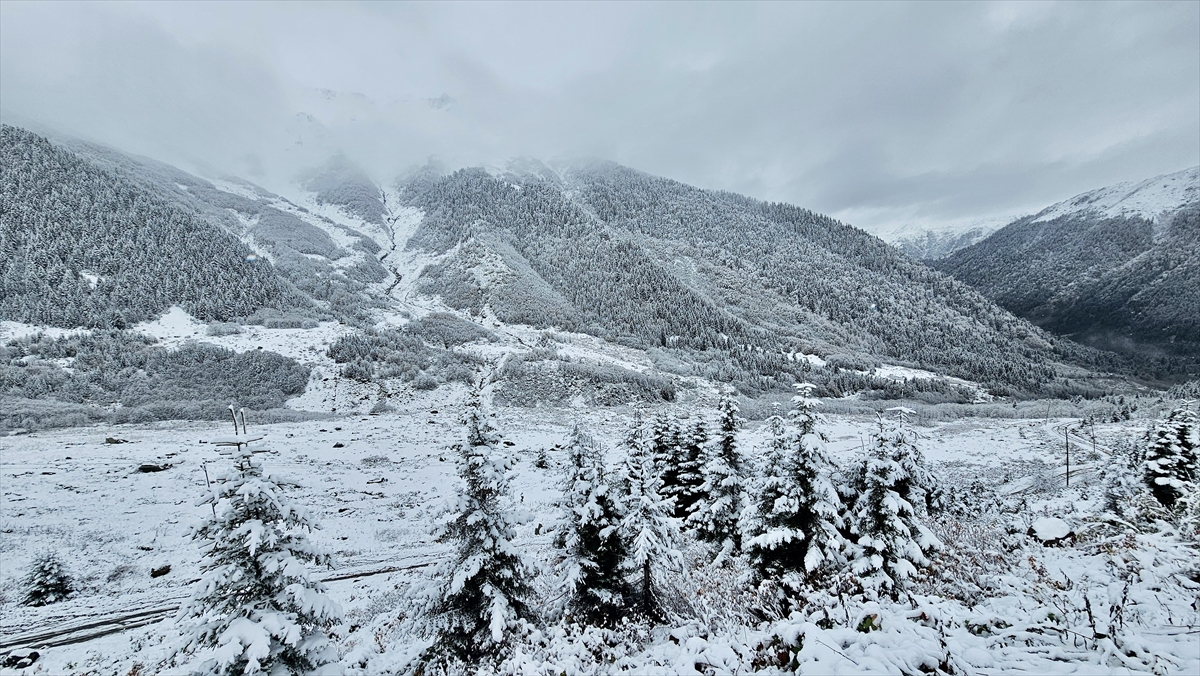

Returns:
1065,425,1070,488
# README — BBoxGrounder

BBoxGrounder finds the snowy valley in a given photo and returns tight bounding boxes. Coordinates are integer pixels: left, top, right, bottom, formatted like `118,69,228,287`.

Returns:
1,124,1198,675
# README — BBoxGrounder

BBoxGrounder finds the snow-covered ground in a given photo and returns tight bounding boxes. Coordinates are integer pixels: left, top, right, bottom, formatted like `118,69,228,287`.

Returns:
2,398,1196,674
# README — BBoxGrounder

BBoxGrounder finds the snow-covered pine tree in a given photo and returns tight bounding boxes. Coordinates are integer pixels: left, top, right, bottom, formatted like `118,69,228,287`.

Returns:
178,447,342,676
21,551,74,606
742,412,791,581
689,392,746,554
556,425,631,627
848,414,941,597
1101,438,1146,525
1144,406,1199,508
649,413,679,472
789,383,823,438
744,393,844,590
422,389,538,665
654,413,686,517
618,416,683,620
669,420,708,521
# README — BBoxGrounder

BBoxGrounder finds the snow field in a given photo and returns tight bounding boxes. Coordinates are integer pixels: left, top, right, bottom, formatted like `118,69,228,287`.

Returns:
2,402,1196,674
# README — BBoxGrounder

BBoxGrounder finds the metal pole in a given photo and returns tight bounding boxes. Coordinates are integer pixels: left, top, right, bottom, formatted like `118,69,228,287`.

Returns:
1065,426,1070,488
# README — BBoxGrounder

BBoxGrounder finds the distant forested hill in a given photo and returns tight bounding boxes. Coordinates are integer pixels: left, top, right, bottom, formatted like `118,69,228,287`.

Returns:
937,167,1199,358
0,125,302,327
397,161,1139,394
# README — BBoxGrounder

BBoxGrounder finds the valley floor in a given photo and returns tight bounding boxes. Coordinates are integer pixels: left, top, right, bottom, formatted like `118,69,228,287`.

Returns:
1,399,1197,674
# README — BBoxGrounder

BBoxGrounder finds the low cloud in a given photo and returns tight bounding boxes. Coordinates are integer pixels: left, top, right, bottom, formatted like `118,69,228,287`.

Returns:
2,1,1196,233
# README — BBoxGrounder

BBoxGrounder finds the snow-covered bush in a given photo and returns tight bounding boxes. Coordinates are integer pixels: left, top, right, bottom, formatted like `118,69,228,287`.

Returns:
617,417,684,621
1101,438,1149,527
21,551,74,606
177,448,342,675
555,426,631,627
689,393,746,555
1144,406,1198,508
417,391,539,667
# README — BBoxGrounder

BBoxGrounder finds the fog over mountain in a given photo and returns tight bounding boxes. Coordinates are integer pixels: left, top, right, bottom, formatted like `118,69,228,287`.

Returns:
2,2,1197,235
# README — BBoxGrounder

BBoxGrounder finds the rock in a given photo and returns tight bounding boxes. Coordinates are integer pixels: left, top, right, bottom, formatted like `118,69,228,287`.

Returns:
1030,517,1073,544
105,437,129,444
3,649,40,668
137,463,170,473
150,564,172,578
333,442,345,448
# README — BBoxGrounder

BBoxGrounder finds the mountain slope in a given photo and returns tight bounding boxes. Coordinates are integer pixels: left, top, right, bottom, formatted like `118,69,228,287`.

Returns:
893,227,994,261
0,125,304,328
936,167,1200,358
396,160,1130,395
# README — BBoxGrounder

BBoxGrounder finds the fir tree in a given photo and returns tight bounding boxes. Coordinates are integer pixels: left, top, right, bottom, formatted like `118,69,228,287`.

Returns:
556,425,631,627
669,420,708,521
1144,406,1199,508
178,447,341,676
618,415,683,620
742,413,792,579
689,392,745,554
422,390,538,665
744,392,844,590
848,414,940,596
21,551,74,607
649,413,680,473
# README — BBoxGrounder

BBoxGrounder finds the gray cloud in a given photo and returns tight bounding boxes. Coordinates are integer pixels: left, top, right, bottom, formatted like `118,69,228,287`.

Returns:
2,1,1196,235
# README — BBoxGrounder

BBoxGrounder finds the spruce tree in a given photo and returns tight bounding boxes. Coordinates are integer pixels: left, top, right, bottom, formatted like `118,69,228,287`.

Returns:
1144,406,1199,508
422,390,538,665
849,414,940,596
670,420,708,521
618,415,683,621
179,447,342,676
21,551,74,607
689,392,745,554
556,426,631,627
744,391,844,589
742,413,792,580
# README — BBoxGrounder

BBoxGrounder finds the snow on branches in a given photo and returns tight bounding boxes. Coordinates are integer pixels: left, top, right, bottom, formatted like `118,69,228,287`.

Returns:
848,412,941,596
177,448,341,676
556,426,631,627
419,389,539,667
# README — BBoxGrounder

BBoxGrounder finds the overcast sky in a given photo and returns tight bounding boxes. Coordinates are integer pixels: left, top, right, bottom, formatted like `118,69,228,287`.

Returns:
2,1,1197,235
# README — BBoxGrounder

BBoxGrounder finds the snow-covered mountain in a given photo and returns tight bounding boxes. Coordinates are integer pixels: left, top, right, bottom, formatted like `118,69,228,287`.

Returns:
936,166,1200,359
1,124,1164,433
1030,166,1199,227
892,226,996,261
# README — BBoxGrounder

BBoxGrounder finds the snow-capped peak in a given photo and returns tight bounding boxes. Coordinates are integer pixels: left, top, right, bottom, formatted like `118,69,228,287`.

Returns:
1032,166,1199,224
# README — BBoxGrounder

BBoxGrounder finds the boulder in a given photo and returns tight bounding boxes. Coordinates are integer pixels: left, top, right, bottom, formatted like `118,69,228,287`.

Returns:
1029,517,1073,545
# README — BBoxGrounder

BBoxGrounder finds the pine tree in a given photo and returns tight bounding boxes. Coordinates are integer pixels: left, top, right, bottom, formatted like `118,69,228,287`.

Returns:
618,415,683,620
744,391,844,589
689,392,745,554
848,414,940,596
742,413,792,579
1144,406,1199,508
1102,439,1146,525
556,426,631,627
649,413,680,474
422,390,538,665
21,551,74,607
673,420,709,520
178,448,341,676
